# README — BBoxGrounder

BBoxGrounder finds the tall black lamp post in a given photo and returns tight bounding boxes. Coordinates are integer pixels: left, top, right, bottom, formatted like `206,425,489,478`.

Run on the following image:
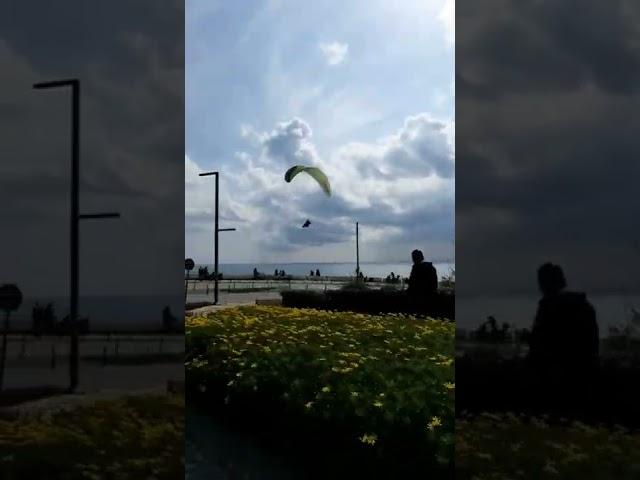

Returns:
356,222,360,277
34,79,120,392
198,171,236,304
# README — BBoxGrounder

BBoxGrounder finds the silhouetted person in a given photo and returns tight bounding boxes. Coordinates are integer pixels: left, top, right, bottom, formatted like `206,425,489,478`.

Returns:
316,269,320,277
274,269,278,277
528,263,599,413
253,267,260,279
406,250,438,298
310,270,314,276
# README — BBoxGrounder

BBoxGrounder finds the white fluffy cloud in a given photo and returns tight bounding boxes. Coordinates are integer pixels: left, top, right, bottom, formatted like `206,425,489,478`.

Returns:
186,114,454,262
319,41,349,66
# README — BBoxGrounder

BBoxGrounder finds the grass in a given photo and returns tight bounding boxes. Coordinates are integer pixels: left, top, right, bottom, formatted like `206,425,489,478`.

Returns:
185,305,455,476
456,411,640,479
0,394,184,479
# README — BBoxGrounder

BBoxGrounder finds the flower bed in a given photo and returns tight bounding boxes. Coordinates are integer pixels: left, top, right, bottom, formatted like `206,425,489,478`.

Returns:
456,412,640,479
186,306,455,476
0,394,184,479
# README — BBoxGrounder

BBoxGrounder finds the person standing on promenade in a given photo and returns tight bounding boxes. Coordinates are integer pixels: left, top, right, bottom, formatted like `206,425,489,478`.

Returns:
406,250,438,297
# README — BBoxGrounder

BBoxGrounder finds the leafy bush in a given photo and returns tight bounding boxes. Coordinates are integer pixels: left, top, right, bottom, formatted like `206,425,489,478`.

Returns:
281,289,455,319
456,354,640,427
185,306,455,475
456,411,640,479
0,394,184,479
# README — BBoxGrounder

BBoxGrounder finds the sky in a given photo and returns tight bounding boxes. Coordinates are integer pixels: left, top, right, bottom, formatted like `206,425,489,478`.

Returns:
457,0,640,295
0,0,184,299
186,0,455,265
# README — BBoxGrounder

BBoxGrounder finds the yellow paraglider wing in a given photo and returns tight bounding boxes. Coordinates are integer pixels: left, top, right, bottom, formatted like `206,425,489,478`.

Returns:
284,165,331,197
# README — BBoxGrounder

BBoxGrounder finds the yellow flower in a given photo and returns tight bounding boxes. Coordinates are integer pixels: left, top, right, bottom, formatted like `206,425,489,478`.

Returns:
427,416,442,431
373,400,384,408
321,386,331,393
443,382,455,390
359,433,378,445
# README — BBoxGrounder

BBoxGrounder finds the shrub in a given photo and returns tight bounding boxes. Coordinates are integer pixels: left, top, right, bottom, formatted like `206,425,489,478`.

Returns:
456,412,640,479
0,394,184,479
281,289,454,320
186,306,455,475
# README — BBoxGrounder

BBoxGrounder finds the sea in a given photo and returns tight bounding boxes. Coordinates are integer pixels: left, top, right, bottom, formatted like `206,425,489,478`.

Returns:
198,262,455,280
5,295,184,332
457,293,640,337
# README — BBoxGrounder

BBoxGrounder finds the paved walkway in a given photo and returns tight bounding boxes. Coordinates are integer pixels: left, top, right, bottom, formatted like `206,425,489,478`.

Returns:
186,406,302,480
186,293,283,317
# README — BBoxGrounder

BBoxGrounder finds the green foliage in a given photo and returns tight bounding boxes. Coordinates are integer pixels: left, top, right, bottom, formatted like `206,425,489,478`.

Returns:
186,306,455,468
457,412,640,479
0,394,184,479
281,289,455,319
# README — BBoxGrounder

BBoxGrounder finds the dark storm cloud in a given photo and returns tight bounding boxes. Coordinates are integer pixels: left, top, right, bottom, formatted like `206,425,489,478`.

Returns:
457,0,640,99
457,0,640,294
0,0,184,297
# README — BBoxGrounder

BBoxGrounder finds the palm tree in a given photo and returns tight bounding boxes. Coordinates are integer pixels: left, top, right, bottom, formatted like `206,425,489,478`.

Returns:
0,284,23,391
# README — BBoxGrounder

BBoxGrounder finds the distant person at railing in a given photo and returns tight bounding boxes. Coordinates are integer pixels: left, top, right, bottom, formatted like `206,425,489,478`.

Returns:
406,250,438,297
316,268,321,277
310,270,314,277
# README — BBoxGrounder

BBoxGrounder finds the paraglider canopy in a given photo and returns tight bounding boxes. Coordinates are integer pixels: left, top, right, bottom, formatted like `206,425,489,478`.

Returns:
284,165,331,197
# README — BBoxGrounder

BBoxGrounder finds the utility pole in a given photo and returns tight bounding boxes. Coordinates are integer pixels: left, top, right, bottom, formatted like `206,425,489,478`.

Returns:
356,222,360,276
199,171,236,304
34,79,119,392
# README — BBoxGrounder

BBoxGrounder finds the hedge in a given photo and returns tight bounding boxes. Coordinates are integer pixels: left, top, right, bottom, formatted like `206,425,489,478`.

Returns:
280,289,454,320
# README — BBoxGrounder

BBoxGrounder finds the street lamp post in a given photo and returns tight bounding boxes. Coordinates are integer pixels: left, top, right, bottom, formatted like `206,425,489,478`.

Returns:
356,222,360,277
199,171,236,304
34,79,119,392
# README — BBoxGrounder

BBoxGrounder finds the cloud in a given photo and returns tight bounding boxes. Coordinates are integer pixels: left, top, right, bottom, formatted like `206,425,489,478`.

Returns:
438,0,455,46
186,114,454,262
456,0,640,294
186,1,454,264
262,117,320,165
185,154,252,230
0,0,184,297
319,41,349,66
